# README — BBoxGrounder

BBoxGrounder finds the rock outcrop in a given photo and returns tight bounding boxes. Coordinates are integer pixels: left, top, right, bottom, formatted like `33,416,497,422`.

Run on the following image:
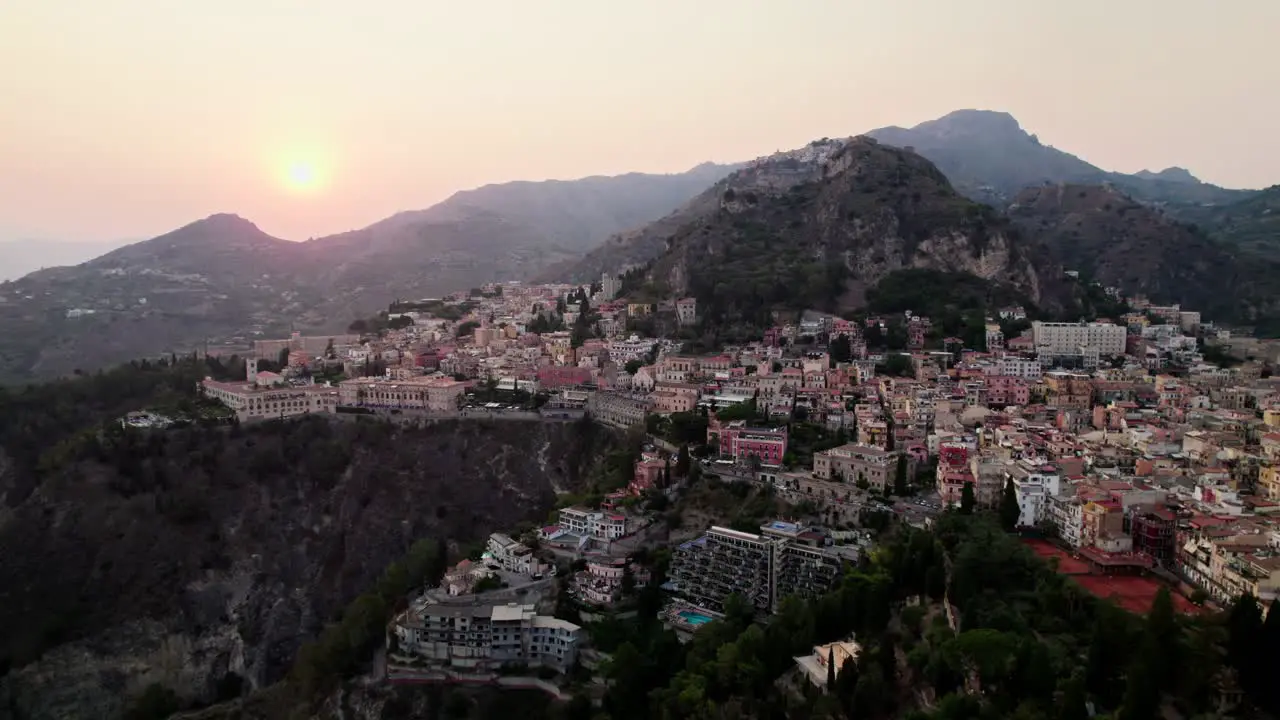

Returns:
0,416,615,720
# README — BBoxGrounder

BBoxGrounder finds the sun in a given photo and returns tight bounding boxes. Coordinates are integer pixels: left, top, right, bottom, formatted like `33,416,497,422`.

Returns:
285,161,321,192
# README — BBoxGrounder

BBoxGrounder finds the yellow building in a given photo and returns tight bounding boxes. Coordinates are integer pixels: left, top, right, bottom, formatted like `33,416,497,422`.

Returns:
1258,465,1280,502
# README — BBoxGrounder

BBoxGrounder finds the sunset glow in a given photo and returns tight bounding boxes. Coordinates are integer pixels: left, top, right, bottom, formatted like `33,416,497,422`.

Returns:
284,160,322,193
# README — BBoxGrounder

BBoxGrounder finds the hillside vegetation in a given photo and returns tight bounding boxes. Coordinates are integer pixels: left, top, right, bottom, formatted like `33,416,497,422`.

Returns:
1009,184,1280,326
0,360,620,720
627,137,1047,338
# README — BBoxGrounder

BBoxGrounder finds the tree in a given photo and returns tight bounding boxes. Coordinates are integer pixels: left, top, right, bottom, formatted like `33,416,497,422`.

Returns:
999,478,1019,530
676,444,691,477
624,359,643,374
1263,598,1280,711
622,563,637,597
1226,593,1264,695
1057,673,1089,720
893,454,908,496
856,472,870,491
878,352,913,377
124,683,181,720
960,481,976,514
830,334,853,364
827,647,837,692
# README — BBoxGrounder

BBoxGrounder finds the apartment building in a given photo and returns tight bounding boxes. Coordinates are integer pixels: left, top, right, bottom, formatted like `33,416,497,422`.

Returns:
555,506,627,540
572,557,651,607
813,443,898,491
485,533,543,575
1181,533,1276,605
1047,492,1085,548
1009,462,1062,528
997,356,1043,380
587,391,651,428
668,522,853,616
762,521,851,608
393,599,580,671
671,526,775,614
1032,321,1127,357
607,334,656,363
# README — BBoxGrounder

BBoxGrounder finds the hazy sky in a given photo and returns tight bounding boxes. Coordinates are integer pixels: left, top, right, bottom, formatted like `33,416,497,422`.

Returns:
1,0,1276,243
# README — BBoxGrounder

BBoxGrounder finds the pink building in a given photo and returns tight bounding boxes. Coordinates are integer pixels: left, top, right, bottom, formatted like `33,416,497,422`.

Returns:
633,455,666,493
984,376,1030,407
935,444,973,505
714,421,788,466
537,365,593,389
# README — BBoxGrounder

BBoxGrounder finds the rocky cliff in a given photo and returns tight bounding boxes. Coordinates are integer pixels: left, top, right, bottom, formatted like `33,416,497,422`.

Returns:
545,140,844,284
0,416,616,720
1009,183,1280,324
629,137,1046,334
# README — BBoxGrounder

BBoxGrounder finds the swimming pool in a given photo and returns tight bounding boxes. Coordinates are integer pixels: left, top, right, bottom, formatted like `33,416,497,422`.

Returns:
677,610,713,625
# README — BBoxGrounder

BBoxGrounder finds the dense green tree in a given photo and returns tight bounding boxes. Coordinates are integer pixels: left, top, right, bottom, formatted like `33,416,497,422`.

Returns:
827,646,837,692
893,454,909,496
878,352,913,377
1226,592,1264,696
676,444,691,477
959,481,976,514
999,478,1020,530
1263,598,1280,712
830,334,853,364
1057,673,1089,720
1085,602,1133,707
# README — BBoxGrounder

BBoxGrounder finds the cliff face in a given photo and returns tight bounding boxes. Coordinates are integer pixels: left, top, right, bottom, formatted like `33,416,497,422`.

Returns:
1009,184,1280,323
0,416,614,720
637,137,1045,331
546,141,845,283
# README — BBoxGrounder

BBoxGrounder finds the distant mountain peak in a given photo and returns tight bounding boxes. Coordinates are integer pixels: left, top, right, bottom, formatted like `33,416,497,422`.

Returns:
911,109,1027,139
187,213,262,233
1133,167,1201,185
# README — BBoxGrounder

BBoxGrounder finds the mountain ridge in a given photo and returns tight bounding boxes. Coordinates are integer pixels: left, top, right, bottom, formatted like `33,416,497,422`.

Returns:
552,109,1265,284
866,109,1255,208
620,136,1052,340
0,165,737,383
1008,183,1280,325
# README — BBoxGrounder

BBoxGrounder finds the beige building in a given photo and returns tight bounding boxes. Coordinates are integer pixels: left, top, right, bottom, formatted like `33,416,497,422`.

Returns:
201,378,339,422
588,392,652,428
813,443,898,490
338,375,467,412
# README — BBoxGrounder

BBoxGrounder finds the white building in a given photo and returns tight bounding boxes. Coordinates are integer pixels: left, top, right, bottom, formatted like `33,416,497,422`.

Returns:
485,533,542,575
676,297,698,326
393,599,580,672
1032,321,1127,357
600,273,621,301
608,334,657,364
985,324,1004,351
997,356,1043,380
556,507,627,539
1010,462,1062,528
1047,492,1084,548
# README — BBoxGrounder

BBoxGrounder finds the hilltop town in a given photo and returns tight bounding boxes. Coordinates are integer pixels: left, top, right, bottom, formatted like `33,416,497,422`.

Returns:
178,271,1280,703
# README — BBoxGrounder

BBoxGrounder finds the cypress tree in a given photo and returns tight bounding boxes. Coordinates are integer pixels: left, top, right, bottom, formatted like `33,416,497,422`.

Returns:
960,481,976,514
999,477,1020,530
893,454,908,496
827,647,836,692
